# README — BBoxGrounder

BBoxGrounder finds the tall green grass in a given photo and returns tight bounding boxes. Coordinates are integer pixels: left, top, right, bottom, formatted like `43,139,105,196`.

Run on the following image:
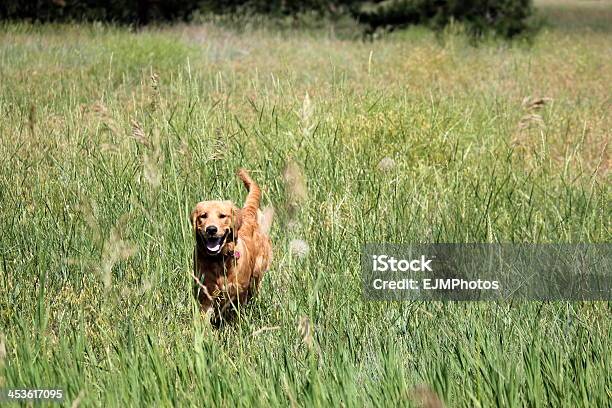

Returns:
0,2,610,406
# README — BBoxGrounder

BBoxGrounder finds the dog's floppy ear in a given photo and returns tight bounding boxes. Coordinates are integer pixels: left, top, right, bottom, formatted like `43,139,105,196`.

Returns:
232,205,243,232
190,207,198,231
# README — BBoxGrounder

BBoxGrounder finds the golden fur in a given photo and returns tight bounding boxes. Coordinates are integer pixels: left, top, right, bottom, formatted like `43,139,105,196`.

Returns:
191,169,272,325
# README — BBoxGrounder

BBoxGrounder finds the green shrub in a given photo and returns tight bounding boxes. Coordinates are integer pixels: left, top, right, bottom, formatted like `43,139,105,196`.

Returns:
353,0,534,38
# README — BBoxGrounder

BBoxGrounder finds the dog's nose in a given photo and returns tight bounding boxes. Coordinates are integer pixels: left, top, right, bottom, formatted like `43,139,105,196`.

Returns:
205,226,218,236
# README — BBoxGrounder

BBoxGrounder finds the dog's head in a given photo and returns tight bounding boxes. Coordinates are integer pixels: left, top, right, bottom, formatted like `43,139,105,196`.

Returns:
191,200,242,256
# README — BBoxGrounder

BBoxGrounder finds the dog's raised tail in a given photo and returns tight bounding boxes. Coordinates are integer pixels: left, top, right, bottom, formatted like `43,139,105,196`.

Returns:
237,169,261,220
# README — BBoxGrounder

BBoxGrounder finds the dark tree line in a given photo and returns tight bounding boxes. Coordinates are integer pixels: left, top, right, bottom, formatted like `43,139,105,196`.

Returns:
0,1,534,38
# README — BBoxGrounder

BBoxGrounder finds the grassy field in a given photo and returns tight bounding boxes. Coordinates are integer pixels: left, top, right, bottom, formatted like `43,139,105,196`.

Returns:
0,0,610,406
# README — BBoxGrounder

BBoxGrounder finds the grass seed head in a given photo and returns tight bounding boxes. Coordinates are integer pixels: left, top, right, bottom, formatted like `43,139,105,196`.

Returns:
131,120,151,148
290,239,309,258
150,72,159,91
377,156,396,172
521,96,553,111
150,72,160,110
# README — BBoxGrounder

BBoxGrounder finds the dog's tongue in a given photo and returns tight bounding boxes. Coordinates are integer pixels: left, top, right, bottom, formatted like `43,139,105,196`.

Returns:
206,238,222,253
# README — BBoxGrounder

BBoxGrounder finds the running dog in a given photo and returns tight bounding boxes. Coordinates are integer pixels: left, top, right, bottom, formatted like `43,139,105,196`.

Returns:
191,169,272,325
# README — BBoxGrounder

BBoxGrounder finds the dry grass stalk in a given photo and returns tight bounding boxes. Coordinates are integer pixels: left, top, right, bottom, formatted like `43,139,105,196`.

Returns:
100,214,137,289
282,159,308,213
298,316,313,348
299,93,315,138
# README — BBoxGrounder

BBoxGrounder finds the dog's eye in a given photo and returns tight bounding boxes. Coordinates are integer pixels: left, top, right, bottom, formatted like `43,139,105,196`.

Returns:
219,214,227,219
199,213,208,219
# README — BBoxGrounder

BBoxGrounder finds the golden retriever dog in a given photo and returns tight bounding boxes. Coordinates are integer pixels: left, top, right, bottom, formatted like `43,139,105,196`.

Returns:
191,169,272,325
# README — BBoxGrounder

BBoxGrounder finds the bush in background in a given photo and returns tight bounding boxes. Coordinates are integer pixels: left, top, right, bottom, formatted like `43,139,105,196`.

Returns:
353,0,534,38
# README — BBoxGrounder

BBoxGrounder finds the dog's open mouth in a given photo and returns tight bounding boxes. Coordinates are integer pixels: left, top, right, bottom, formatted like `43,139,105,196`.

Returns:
204,233,227,255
